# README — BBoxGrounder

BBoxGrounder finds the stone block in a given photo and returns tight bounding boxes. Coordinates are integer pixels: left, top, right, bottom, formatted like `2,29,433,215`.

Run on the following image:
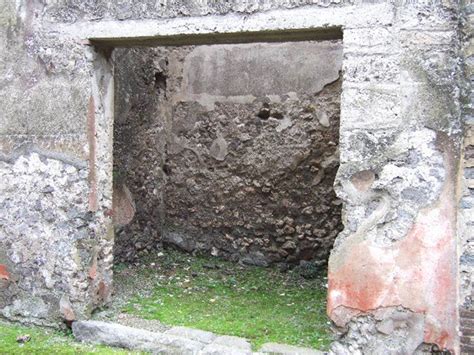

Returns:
343,53,400,83
200,343,252,355
211,335,252,351
461,196,474,209
72,320,205,353
0,264,10,281
461,326,474,336
0,90,28,135
112,183,135,227
340,84,401,129
400,30,457,48
165,326,217,344
259,342,324,354
343,27,397,54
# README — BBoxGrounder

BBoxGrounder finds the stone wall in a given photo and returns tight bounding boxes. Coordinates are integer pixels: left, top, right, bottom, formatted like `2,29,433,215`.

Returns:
0,1,113,326
459,1,474,354
0,1,468,353
42,0,369,22
327,3,463,353
113,42,343,267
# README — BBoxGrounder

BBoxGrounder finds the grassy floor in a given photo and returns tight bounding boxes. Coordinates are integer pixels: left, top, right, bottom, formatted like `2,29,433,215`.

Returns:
116,250,332,350
0,322,143,354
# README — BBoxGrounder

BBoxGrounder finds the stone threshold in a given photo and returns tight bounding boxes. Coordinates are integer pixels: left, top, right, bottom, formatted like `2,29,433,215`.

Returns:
72,320,324,355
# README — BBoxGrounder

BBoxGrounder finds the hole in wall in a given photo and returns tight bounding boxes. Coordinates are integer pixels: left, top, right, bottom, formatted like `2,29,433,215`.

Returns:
109,39,343,349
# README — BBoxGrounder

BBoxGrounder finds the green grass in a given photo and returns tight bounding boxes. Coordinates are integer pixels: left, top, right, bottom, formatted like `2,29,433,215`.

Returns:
117,250,332,350
0,322,143,354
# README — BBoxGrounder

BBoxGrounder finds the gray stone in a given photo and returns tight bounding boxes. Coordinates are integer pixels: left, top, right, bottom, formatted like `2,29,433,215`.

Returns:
163,232,197,253
211,335,252,351
165,326,217,344
260,342,324,354
329,308,425,355
0,1,468,353
209,136,228,161
113,43,343,266
72,320,205,353
461,196,474,209
200,343,252,355
240,252,269,267
182,41,342,98
113,314,170,333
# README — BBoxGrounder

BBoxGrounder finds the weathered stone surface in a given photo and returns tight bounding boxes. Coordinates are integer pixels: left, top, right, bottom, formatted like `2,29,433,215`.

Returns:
73,320,276,354
42,0,358,23
0,152,111,325
112,183,135,227
211,335,252,351
113,42,343,266
182,41,341,98
72,320,204,353
59,295,76,322
165,326,217,345
200,343,252,355
329,307,425,355
112,313,169,333
459,3,474,354
0,1,466,354
260,342,324,354
200,334,253,355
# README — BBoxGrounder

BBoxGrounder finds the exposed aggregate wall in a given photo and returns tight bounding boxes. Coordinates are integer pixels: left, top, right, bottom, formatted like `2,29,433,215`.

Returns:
0,1,468,354
113,42,343,267
459,1,474,354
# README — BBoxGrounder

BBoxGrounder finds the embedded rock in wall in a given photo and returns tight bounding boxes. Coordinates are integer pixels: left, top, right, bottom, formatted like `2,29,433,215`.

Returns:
113,41,344,266
42,0,367,23
327,3,462,352
0,151,112,326
113,47,171,260
0,0,466,351
112,183,135,227
329,307,425,355
165,81,342,265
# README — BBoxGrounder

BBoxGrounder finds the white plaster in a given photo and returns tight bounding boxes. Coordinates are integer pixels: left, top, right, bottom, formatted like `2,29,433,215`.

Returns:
49,3,394,42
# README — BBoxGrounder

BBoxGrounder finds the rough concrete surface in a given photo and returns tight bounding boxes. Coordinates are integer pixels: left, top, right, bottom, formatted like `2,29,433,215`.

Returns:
73,320,323,354
72,320,205,353
459,2,474,354
113,42,343,267
0,1,468,354
260,342,324,354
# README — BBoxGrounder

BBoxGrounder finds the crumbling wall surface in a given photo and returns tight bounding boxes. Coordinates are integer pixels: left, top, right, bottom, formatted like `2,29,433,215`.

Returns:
167,42,343,266
42,0,361,23
0,0,356,328
0,1,113,326
113,42,343,267
459,1,474,353
113,47,169,261
328,2,463,354
0,2,466,353
0,153,92,326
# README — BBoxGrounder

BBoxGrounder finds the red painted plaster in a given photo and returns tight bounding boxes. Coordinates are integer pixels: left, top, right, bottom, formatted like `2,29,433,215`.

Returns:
328,145,459,352
0,264,10,281
87,96,98,212
112,184,135,226
88,264,97,280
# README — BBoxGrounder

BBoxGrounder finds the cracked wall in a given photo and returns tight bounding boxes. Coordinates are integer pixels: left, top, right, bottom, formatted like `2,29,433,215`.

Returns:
328,3,463,354
113,42,343,267
459,1,474,353
0,0,113,326
0,1,467,354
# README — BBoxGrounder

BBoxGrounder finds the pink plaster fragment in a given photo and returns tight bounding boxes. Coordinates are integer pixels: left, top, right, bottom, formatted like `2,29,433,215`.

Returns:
328,158,458,352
